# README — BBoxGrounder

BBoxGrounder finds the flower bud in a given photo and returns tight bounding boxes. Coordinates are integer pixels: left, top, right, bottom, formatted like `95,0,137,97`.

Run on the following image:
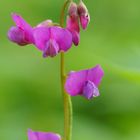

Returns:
78,0,90,30
66,16,80,46
67,2,80,46
68,2,78,17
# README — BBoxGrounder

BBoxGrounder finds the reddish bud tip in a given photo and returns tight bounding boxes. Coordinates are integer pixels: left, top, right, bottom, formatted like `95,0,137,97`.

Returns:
78,0,90,30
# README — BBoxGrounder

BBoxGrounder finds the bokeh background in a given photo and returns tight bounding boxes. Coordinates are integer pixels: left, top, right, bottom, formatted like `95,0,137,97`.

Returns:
0,0,140,140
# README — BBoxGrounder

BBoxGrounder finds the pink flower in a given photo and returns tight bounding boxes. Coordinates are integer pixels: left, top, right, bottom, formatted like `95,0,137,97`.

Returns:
8,13,34,46
78,0,90,30
33,26,72,57
66,2,80,46
8,13,73,58
28,129,61,140
65,65,104,100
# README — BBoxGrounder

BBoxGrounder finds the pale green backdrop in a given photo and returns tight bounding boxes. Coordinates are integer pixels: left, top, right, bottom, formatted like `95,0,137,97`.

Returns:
0,0,140,140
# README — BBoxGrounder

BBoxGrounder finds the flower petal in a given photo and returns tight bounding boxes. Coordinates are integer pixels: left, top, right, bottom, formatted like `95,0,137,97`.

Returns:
66,16,80,35
8,26,28,46
33,27,50,50
65,70,87,96
82,80,100,99
51,27,72,52
28,129,38,140
87,65,104,87
71,30,80,46
43,39,59,57
12,13,32,31
36,20,53,28
28,129,61,140
66,16,80,46
12,13,34,43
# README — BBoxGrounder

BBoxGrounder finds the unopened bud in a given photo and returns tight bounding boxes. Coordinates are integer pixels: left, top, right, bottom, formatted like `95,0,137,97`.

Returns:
68,2,78,17
78,0,90,30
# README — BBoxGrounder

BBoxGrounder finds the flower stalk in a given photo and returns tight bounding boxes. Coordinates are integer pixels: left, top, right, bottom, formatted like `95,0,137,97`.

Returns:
60,1,73,140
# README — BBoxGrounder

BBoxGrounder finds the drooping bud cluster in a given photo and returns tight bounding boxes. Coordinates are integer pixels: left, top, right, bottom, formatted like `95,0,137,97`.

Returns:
67,2,80,46
66,0,90,46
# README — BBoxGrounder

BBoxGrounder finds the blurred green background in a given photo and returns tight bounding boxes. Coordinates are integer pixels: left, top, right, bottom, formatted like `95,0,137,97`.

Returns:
0,0,140,140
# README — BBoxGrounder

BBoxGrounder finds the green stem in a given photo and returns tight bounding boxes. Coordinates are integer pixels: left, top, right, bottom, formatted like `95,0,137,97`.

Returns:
60,0,70,27
60,52,72,140
60,1,73,140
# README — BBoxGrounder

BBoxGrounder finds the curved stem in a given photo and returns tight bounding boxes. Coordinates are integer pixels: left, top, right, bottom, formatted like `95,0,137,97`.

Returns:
60,0,72,27
60,1,73,140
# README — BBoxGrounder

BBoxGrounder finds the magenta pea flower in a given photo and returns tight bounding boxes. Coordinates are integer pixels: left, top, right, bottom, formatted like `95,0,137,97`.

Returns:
66,2,80,46
8,13,34,46
33,26,72,57
28,129,61,140
65,65,104,99
8,13,73,58
78,0,90,30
